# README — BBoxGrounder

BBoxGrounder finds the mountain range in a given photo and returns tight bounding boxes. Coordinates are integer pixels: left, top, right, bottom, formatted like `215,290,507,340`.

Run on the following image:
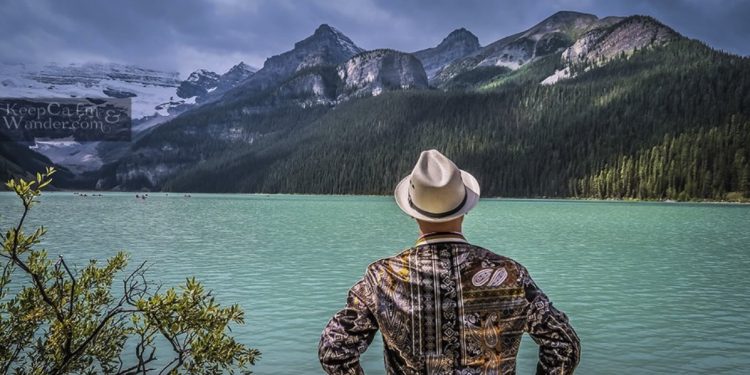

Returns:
2,11,749,201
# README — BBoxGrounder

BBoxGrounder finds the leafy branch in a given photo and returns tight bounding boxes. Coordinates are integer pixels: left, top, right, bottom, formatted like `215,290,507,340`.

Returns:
0,168,259,374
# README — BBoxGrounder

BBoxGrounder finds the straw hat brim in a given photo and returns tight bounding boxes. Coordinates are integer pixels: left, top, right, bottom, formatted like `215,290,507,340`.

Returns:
394,170,480,223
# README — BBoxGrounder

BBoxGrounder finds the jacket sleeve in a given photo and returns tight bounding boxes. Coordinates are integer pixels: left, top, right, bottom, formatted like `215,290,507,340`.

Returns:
319,278,379,375
521,266,581,374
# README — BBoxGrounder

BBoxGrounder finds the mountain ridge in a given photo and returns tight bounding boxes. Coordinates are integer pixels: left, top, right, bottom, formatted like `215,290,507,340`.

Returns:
433,11,622,85
3,11,749,201
158,38,750,201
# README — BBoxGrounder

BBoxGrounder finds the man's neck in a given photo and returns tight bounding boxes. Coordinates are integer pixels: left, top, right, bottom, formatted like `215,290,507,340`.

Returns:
417,217,464,236
418,228,463,236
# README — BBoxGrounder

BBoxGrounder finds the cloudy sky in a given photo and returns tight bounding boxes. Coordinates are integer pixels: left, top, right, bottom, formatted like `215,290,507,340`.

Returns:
1,0,748,77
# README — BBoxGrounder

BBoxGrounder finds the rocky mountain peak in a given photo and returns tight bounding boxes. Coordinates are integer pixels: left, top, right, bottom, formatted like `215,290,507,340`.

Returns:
522,10,608,41
176,62,258,101
186,69,220,84
543,10,598,24
223,24,364,95
442,28,480,46
227,61,257,74
440,27,479,45
618,15,679,36
294,24,363,56
314,23,336,36
217,62,257,91
178,69,219,99
414,28,481,80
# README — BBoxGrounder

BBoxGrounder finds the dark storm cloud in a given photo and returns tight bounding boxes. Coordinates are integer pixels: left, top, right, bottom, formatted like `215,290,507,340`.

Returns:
1,0,748,78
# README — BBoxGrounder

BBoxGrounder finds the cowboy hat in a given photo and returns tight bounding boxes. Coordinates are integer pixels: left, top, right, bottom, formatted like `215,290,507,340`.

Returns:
394,149,480,222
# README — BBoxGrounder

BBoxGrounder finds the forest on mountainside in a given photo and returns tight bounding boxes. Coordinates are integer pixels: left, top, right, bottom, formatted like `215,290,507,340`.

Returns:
155,39,750,201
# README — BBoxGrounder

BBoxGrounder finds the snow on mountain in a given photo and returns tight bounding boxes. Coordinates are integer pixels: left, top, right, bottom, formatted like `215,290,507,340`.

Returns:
0,62,200,173
0,62,189,119
187,69,218,83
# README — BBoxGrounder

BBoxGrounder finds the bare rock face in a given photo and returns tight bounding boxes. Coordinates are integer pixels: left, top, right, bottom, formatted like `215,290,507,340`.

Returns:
277,73,328,99
414,28,480,80
562,16,680,65
542,16,681,85
337,49,428,98
273,50,430,105
273,67,340,107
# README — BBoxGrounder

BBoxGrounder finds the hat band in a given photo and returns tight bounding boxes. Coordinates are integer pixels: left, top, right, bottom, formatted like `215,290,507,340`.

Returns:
407,186,468,219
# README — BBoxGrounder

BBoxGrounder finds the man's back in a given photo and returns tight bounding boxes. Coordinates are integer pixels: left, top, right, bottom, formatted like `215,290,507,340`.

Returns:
319,233,581,374
320,150,579,374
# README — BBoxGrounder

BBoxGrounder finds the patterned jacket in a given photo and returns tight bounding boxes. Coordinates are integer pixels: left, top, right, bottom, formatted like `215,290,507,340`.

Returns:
319,233,580,374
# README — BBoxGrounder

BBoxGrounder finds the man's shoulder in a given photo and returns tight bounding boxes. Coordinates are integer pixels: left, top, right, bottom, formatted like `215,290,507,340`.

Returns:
459,243,528,273
465,243,524,263
365,243,527,274
363,247,413,275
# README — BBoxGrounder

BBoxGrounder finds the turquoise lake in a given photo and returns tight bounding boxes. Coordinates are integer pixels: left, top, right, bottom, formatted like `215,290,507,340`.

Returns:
1,192,749,374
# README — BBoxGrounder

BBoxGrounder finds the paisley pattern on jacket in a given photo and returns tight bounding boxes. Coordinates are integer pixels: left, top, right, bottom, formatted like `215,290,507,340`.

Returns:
319,235,581,375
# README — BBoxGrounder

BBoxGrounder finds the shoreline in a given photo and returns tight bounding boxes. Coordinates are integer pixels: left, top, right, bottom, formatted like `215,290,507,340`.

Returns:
4,190,748,205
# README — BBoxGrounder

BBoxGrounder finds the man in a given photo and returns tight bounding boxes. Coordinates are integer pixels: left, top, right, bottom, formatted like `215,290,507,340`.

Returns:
319,149,580,374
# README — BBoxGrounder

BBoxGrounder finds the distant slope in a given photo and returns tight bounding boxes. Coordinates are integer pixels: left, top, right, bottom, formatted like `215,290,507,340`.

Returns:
0,134,75,187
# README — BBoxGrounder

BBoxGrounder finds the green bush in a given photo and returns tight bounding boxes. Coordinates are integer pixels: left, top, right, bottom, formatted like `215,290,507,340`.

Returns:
0,167,260,374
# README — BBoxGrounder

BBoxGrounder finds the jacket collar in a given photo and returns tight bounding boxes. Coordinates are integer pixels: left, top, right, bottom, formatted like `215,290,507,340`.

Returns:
415,231,467,246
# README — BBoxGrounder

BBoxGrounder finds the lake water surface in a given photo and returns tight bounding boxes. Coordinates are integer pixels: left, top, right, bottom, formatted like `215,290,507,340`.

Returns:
0,193,748,374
